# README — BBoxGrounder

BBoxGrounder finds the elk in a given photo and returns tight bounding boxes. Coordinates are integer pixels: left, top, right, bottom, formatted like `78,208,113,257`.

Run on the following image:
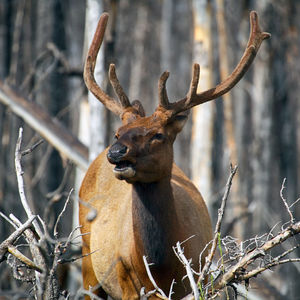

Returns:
79,11,270,300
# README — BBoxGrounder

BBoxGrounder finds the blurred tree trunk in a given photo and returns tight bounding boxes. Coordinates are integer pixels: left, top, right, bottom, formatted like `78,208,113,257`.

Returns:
252,1,300,298
84,0,107,162
215,0,250,239
191,0,214,206
161,0,193,176
0,0,29,238
113,1,162,115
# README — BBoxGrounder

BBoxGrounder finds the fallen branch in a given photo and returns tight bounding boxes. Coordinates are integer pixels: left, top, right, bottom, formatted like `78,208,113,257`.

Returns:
0,80,88,170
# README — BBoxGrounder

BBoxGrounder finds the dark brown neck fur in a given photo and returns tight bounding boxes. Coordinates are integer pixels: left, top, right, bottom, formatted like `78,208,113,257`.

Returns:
132,177,178,267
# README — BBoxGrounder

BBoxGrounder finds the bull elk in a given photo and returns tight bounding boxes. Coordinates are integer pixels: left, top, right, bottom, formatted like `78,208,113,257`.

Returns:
79,11,270,299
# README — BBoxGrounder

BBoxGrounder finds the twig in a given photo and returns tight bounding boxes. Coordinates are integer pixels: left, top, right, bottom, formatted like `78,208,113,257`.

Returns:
197,165,238,285
75,288,105,300
15,127,43,238
0,211,18,229
32,144,53,187
7,245,43,273
280,178,294,223
0,215,36,261
21,139,44,156
275,244,300,261
10,215,46,296
168,279,176,299
63,225,82,248
77,197,98,222
289,197,300,209
53,188,74,238
239,257,300,281
143,256,168,299
58,249,99,265
46,162,72,199
46,42,71,72
173,242,199,299
213,221,300,290
198,239,214,273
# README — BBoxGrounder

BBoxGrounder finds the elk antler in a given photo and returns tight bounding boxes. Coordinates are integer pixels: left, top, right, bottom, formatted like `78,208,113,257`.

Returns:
157,11,271,118
84,13,131,116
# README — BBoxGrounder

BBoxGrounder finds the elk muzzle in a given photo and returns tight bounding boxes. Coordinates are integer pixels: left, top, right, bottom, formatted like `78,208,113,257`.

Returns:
107,142,136,180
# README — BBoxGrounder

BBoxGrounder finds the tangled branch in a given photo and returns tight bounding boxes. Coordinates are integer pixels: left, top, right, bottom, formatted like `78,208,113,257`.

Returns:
141,168,299,300
0,128,84,299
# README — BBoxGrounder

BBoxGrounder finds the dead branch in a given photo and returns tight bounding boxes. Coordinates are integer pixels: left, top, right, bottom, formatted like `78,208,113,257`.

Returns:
15,127,43,238
53,188,74,238
143,165,299,300
0,81,88,170
280,178,295,223
213,221,300,290
21,139,44,156
197,165,238,285
0,215,36,261
142,256,168,299
74,288,105,300
173,241,199,299
7,245,43,273
8,213,46,297
0,211,19,229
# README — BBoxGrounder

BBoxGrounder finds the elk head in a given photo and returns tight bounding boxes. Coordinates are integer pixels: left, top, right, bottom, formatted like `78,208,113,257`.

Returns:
84,12,270,184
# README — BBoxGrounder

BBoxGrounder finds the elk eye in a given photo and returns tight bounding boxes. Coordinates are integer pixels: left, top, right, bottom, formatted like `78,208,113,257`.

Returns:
152,133,164,141
114,134,119,140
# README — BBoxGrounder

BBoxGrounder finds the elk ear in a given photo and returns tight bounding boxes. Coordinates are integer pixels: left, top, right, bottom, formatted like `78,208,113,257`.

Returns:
131,100,145,117
168,110,190,134
121,100,146,124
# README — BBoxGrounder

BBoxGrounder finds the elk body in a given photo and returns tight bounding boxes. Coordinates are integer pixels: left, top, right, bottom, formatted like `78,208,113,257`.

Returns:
79,12,270,299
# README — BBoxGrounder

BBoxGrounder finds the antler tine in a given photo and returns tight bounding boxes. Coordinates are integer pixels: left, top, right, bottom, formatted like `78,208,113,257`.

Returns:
186,63,200,106
169,11,271,116
84,13,124,116
158,71,170,109
109,64,131,108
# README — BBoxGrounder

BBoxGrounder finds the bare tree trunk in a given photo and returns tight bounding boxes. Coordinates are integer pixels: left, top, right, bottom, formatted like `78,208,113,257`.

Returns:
191,0,214,205
161,0,193,176
225,0,254,240
84,0,107,162
253,1,300,298
215,0,250,239
113,0,162,116
0,0,28,241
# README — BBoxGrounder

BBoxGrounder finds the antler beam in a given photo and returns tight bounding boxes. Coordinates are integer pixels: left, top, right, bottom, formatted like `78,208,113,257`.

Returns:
158,11,271,117
84,13,130,116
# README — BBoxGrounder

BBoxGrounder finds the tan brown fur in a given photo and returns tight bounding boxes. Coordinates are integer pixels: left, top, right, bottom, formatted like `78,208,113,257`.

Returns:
79,149,212,299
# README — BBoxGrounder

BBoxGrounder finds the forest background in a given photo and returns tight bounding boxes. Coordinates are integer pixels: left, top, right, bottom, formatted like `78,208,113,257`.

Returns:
0,0,299,299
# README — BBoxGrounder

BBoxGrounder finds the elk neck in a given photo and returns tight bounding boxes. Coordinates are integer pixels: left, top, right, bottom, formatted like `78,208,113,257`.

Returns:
131,176,179,267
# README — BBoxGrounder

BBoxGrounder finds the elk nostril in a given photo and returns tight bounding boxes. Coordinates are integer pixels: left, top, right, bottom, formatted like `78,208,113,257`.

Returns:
119,145,127,154
107,143,128,162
